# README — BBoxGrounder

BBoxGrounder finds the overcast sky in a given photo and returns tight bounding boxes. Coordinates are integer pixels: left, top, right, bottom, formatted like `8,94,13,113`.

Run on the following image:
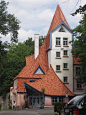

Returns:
1,0,86,43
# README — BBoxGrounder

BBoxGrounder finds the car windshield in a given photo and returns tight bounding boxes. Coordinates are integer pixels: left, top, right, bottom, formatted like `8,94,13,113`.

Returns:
68,95,84,105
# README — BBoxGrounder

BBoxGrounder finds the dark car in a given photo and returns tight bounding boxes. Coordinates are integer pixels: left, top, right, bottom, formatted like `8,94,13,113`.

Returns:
64,93,86,115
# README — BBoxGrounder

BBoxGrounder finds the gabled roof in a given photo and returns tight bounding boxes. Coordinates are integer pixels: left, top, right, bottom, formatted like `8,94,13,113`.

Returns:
46,5,70,50
24,65,74,96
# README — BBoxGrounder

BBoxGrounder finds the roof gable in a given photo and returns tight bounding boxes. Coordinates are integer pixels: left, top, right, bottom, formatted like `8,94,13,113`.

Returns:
33,65,45,75
49,22,71,50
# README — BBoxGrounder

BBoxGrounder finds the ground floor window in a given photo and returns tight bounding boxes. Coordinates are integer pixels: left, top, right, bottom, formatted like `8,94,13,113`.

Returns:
52,97,64,105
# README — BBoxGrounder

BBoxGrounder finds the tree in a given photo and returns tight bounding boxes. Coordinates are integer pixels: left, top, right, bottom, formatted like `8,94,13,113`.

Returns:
0,0,20,42
71,4,86,16
71,13,86,85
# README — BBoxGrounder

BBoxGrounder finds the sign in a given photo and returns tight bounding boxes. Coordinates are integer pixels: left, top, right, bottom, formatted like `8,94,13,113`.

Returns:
66,91,68,97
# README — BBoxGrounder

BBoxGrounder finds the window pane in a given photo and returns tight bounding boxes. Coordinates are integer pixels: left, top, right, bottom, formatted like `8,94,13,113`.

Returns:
56,52,60,57
76,67,80,75
56,38,60,45
77,81,82,88
63,38,68,45
63,77,68,82
56,65,60,70
64,50,67,55
64,63,68,68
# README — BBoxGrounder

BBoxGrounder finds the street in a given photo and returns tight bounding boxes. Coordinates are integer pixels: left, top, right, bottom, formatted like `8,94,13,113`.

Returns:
0,108,55,115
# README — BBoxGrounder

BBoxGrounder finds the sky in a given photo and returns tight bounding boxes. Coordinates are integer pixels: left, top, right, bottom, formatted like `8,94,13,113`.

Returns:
1,0,86,43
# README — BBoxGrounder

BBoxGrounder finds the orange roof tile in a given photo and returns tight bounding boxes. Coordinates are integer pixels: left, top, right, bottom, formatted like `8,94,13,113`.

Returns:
24,65,74,96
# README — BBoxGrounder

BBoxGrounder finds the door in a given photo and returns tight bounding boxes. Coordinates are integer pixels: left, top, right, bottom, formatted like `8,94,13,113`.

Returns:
33,97,40,108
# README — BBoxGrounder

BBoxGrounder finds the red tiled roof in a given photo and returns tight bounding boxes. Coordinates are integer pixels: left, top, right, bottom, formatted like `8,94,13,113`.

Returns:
46,5,70,50
73,57,80,64
21,65,73,96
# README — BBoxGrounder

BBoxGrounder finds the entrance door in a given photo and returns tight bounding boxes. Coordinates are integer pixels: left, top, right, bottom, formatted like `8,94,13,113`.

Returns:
29,96,41,108
33,97,39,108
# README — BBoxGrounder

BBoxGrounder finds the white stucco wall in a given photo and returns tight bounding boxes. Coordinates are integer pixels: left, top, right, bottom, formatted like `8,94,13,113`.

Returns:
48,25,73,92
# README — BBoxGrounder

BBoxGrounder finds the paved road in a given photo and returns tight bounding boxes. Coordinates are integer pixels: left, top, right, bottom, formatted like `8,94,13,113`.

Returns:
0,109,55,115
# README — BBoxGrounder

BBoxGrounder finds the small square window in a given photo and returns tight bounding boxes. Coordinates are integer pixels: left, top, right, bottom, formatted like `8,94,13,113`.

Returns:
63,63,68,69
56,38,60,45
56,52,60,57
63,38,68,45
63,50,68,56
63,77,68,82
56,65,60,70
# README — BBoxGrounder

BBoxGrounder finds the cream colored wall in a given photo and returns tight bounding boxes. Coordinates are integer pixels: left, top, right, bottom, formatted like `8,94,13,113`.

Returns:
48,25,73,92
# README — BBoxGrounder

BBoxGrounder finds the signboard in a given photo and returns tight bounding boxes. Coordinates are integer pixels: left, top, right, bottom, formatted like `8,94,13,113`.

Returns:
66,91,68,97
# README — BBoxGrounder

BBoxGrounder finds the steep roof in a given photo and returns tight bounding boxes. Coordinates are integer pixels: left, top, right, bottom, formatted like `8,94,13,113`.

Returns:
46,5,70,50
18,66,74,96
24,65,74,96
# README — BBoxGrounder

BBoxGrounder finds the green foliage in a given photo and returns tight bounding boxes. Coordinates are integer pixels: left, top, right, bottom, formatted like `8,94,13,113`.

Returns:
8,99,12,109
71,14,86,85
71,4,86,16
41,99,44,106
25,101,28,108
0,0,20,42
54,102,66,115
0,104,1,110
41,87,45,95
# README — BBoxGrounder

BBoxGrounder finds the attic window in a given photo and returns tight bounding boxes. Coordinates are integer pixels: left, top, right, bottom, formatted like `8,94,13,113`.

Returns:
29,80,36,82
59,27,65,32
33,65,45,75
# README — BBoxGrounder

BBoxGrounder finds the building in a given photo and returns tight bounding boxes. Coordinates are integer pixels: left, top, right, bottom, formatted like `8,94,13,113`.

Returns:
12,5,78,109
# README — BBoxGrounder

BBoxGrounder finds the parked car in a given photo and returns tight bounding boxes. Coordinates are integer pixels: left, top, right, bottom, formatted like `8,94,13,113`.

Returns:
64,93,86,115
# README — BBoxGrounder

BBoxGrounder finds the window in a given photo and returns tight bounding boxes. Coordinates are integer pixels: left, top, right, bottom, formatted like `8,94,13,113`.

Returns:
76,67,80,75
52,97,57,105
63,38,68,45
52,97,64,105
56,65,60,70
29,80,36,82
59,97,64,102
56,38,60,45
56,52,60,57
63,63,68,69
77,81,82,88
59,27,65,32
63,77,68,82
63,50,68,56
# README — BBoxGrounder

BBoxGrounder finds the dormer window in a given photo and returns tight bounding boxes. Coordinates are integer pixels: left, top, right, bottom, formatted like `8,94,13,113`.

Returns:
59,27,65,32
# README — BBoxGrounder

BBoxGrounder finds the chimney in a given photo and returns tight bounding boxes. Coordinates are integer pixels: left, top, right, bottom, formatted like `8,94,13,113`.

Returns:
34,34,39,59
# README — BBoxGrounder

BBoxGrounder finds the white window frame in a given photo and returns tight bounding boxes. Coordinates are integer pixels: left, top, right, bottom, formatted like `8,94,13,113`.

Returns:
56,38,60,45
63,63,68,69
56,52,60,57
63,38,68,46
56,65,60,71
63,77,68,83
63,50,68,56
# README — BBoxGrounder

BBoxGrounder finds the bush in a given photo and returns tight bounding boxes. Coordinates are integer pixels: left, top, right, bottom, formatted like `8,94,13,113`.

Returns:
54,102,66,115
0,104,2,110
8,99,12,109
25,101,28,108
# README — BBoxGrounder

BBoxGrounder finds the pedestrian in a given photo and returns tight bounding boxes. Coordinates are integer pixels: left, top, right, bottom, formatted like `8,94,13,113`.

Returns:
13,101,16,110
